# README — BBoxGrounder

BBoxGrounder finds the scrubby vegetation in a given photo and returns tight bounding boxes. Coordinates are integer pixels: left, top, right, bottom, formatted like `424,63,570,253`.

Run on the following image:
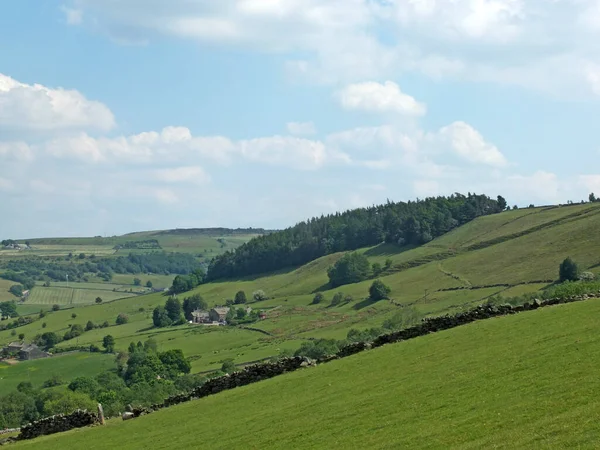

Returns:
0,340,197,429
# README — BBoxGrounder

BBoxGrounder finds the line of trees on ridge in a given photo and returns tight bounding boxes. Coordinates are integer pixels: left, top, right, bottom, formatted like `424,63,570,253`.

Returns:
205,193,508,281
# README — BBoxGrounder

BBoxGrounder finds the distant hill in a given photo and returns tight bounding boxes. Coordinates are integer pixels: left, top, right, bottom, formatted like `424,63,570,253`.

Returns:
19,227,273,244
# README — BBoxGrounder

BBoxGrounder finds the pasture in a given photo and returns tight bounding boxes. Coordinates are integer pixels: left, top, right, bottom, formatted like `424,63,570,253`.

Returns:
0,352,115,396
26,286,137,306
17,298,600,449
0,278,17,303
3,204,600,378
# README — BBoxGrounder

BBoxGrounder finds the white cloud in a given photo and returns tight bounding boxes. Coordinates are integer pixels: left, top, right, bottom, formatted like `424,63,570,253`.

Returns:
337,81,426,116
42,127,235,164
65,0,600,98
154,189,180,205
327,120,508,171
61,6,83,25
239,135,348,170
34,126,348,171
0,73,115,132
286,121,316,136
154,166,211,185
0,141,34,162
390,0,524,43
437,121,508,167
578,174,600,193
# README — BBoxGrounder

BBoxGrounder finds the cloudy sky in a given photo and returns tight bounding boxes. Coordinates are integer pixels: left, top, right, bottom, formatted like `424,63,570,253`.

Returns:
2,0,600,238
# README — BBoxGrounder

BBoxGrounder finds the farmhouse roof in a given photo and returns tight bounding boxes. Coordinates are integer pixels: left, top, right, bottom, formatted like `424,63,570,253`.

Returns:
192,310,209,317
211,307,230,315
21,344,40,353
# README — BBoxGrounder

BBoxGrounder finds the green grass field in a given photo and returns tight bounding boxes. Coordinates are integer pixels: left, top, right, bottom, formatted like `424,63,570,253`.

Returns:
108,274,174,288
26,287,137,305
0,278,18,303
17,298,600,449
0,353,115,396
3,204,600,380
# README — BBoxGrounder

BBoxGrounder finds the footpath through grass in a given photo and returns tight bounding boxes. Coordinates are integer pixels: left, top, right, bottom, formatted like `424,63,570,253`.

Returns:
17,298,600,449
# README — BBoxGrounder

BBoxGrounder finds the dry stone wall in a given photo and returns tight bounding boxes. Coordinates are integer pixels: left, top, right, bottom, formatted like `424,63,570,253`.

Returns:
130,293,600,420
130,356,317,415
11,291,600,442
17,410,99,441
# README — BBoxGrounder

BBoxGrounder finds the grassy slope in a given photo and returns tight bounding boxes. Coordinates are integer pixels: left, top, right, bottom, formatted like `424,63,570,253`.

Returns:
0,278,18,303
0,353,115,396
19,298,600,449
3,203,600,374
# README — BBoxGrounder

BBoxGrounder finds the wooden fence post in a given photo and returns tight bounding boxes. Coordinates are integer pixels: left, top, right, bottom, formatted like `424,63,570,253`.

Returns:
97,403,105,425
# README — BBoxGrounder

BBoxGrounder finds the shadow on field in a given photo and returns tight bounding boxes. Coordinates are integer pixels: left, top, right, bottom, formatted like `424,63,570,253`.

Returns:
311,282,331,294
211,266,300,284
353,298,379,310
364,243,413,257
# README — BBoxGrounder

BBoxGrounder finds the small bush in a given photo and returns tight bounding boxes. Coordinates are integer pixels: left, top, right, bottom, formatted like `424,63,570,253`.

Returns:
559,257,580,282
116,313,129,325
52,304,60,311
71,313,77,319
312,293,325,305
43,375,65,388
331,292,344,306
221,359,237,374
372,262,383,276
579,272,596,282
252,290,268,302
369,280,391,301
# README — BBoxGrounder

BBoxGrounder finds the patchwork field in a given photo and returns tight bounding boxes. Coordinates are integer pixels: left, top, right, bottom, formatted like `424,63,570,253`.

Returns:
0,353,115,396
17,298,600,449
5,229,263,261
2,204,600,380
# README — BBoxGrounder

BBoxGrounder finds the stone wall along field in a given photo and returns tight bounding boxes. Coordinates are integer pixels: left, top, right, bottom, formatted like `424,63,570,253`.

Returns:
18,410,99,440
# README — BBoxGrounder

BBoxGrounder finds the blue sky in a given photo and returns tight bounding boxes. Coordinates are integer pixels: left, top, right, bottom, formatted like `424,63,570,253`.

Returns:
2,0,600,238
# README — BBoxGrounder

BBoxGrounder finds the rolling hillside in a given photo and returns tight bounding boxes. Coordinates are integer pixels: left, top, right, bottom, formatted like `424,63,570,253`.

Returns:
16,297,600,449
2,203,600,376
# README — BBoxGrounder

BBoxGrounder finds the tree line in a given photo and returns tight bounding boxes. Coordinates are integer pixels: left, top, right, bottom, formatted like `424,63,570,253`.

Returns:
205,193,507,282
1,252,203,288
